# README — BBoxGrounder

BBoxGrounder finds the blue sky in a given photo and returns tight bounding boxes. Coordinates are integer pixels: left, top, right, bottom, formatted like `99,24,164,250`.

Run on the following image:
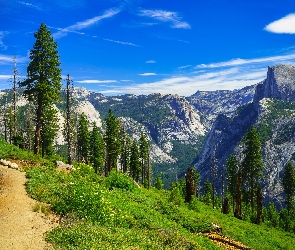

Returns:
1,0,295,96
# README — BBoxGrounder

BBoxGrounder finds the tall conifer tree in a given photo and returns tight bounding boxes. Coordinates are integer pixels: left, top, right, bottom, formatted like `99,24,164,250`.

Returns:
40,105,59,157
282,162,295,214
226,153,239,213
77,113,90,163
130,139,141,182
242,126,263,217
19,23,62,155
139,133,149,185
90,122,105,174
104,109,121,175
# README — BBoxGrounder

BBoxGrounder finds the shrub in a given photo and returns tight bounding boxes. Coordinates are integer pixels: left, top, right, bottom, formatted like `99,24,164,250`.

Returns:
104,171,136,191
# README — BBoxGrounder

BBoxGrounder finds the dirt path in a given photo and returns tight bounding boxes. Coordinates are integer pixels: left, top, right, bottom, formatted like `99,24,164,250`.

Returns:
0,164,59,250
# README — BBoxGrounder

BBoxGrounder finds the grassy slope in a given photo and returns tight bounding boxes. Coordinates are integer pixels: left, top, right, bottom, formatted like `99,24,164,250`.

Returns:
1,139,295,249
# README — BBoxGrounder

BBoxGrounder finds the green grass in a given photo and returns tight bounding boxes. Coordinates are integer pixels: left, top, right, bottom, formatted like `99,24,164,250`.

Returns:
1,138,295,249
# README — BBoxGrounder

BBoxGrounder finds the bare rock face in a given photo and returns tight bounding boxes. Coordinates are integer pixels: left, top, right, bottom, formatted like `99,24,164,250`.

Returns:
254,64,295,105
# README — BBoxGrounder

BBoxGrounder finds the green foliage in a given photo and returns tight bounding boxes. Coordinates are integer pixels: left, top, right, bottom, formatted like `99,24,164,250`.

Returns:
77,113,90,163
104,171,136,191
0,137,46,164
187,196,200,212
168,186,184,206
202,179,213,206
19,23,62,155
226,154,239,213
154,173,164,190
264,202,280,228
241,126,263,217
129,139,141,182
95,94,172,126
104,109,121,175
41,105,59,157
282,162,295,212
1,135,293,250
90,122,104,174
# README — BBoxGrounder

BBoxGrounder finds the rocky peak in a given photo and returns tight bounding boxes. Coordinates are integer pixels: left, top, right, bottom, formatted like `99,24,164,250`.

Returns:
254,64,295,106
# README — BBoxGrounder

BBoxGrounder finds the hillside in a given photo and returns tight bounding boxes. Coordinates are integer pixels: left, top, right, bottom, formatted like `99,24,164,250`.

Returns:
195,65,295,206
1,64,295,192
0,80,258,187
1,139,295,249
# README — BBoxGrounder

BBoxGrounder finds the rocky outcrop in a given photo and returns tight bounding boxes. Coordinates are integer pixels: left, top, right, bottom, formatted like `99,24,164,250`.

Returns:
254,65,295,105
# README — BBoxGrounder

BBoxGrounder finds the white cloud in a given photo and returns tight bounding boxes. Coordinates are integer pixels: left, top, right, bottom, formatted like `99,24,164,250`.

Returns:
76,80,118,84
18,1,40,10
138,72,157,76
103,38,140,47
0,54,28,65
0,31,8,50
99,67,266,96
139,9,191,29
53,8,120,39
265,13,295,34
145,60,156,63
196,53,295,68
0,74,11,79
178,65,192,69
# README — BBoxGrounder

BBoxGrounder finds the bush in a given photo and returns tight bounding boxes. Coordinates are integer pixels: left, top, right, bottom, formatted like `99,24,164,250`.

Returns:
168,187,183,206
104,171,136,191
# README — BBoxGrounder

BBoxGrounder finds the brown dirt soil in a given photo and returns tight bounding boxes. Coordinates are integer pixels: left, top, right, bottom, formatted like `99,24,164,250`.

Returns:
206,231,252,250
0,164,59,250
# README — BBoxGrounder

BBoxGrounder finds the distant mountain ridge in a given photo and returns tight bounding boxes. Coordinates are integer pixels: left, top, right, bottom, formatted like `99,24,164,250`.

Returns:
1,64,295,193
195,64,295,206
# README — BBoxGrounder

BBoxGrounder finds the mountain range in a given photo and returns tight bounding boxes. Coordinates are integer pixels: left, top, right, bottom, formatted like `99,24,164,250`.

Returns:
1,64,295,205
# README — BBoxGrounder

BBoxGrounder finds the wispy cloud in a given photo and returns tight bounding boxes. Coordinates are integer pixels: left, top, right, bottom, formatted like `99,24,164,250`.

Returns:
76,80,118,84
138,72,157,76
0,32,8,50
139,9,191,29
196,53,295,68
0,74,12,79
145,60,156,63
18,1,41,10
265,13,295,34
103,38,140,47
99,68,266,96
53,8,121,39
178,65,192,69
0,54,28,65
96,50,295,96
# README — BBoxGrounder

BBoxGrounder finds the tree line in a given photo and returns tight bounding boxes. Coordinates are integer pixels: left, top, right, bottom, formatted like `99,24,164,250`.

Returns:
168,125,295,233
1,23,151,187
1,23,295,233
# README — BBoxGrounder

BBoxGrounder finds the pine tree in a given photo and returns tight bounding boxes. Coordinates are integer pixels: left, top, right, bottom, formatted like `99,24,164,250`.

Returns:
154,173,164,190
118,120,130,173
130,139,141,182
185,167,195,202
139,133,149,186
90,122,105,174
77,113,90,163
241,126,263,217
19,23,62,155
40,105,59,157
282,162,295,214
226,153,239,213
104,109,121,176
203,179,213,206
